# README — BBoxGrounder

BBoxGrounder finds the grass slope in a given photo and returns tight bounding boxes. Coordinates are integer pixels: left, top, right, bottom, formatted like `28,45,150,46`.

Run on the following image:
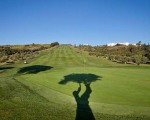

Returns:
0,45,150,120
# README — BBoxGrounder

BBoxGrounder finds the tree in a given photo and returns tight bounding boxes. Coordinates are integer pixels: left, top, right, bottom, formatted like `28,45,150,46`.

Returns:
4,47,12,57
142,56,149,64
136,41,142,46
50,42,59,47
120,56,127,64
133,55,142,65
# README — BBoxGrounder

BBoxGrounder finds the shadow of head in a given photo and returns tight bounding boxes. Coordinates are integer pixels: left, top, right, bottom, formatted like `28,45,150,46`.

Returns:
59,73,102,85
17,65,53,74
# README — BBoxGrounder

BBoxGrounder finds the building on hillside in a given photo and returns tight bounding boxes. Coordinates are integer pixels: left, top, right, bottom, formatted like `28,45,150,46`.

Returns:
107,42,130,46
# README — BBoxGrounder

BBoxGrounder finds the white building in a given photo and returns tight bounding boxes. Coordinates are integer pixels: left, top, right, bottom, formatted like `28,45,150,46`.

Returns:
107,42,130,46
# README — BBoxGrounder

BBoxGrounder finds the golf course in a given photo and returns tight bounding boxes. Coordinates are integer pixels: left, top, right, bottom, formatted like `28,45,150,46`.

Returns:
0,45,150,120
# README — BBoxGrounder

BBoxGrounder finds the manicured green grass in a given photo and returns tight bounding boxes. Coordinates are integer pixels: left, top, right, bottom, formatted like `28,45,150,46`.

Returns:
0,45,150,120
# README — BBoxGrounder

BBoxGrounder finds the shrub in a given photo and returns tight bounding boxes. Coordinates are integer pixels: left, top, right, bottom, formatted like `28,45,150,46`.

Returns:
0,56,8,63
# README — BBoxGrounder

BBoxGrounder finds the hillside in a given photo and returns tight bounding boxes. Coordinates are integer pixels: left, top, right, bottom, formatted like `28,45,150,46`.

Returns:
0,45,150,120
78,44,150,65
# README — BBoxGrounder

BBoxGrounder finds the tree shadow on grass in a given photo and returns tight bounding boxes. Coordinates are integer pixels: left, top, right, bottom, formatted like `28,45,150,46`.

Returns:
17,65,53,74
59,73,102,120
0,67,14,70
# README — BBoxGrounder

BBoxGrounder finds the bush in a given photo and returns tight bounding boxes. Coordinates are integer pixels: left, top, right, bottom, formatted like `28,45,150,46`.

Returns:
0,56,8,63
142,56,149,64
50,42,59,47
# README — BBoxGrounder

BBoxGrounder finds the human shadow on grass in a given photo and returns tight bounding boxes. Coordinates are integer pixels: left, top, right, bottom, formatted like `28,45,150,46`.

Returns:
17,65,53,74
59,73,102,120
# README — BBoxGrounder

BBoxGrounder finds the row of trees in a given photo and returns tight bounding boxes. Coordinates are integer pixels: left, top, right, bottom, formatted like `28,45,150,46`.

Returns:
0,42,59,64
76,42,150,65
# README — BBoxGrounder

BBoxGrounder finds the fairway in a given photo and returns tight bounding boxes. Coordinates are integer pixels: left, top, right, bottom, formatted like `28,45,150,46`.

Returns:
0,45,150,120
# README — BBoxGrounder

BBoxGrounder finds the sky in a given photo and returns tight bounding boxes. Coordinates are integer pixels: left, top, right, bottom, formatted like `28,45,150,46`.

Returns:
0,0,150,46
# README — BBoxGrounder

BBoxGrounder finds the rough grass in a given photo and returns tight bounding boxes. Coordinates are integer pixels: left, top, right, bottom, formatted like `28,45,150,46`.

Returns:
0,45,150,120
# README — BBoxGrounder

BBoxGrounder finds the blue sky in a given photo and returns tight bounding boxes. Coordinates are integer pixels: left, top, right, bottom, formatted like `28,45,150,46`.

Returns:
0,0,150,45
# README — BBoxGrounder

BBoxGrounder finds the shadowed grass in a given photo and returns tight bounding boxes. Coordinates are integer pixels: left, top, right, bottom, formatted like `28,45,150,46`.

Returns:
0,67,14,70
17,65,53,74
59,73,102,120
59,73,102,85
